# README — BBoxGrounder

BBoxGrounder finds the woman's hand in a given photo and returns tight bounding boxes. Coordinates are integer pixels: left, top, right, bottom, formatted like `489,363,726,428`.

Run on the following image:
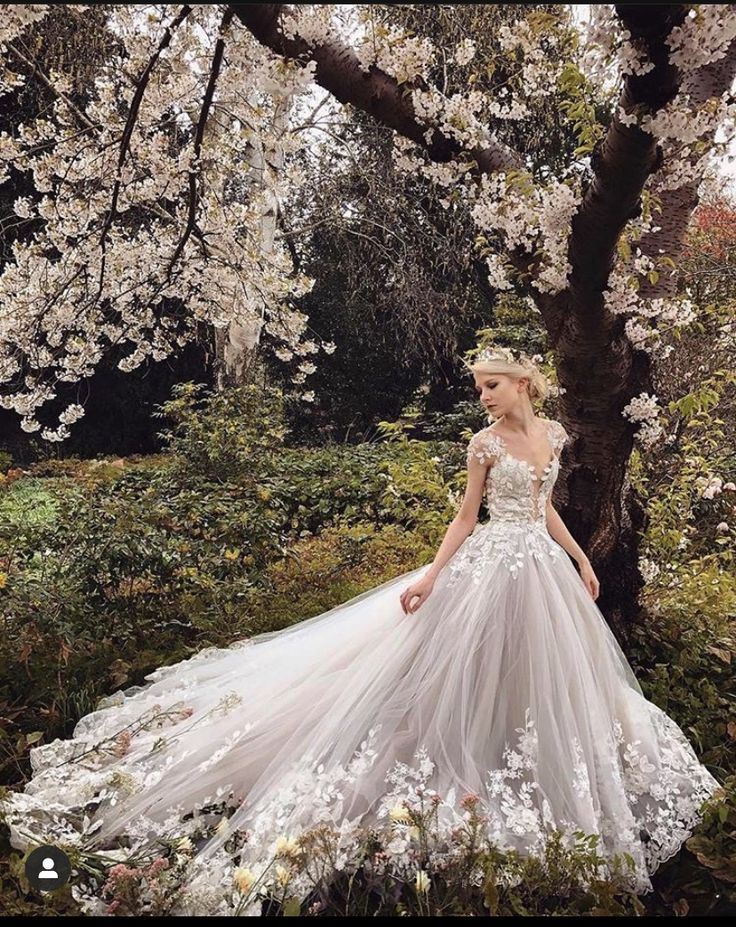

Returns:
400,574,435,615
578,559,600,601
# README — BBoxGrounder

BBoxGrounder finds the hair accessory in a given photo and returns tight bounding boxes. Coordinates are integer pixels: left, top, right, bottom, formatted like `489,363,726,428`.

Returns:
476,345,537,368
476,345,516,365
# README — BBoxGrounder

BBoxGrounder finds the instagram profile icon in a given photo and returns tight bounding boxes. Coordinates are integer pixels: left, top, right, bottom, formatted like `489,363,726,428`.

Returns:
24,844,72,893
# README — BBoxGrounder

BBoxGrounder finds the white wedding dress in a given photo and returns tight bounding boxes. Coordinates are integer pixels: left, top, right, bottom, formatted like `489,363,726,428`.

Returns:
2,418,722,914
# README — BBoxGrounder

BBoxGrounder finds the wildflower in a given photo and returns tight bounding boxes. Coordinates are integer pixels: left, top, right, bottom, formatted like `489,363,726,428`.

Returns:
146,857,169,878
389,804,411,824
275,863,291,887
112,731,132,757
274,835,301,859
104,862,142,896
233,866,255,894
415,869,431,894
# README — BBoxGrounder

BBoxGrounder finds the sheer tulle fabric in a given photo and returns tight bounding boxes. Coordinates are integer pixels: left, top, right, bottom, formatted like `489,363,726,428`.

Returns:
1,420,722,914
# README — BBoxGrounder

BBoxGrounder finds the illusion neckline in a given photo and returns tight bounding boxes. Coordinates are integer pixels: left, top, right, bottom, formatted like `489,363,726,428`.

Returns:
486,420,557,482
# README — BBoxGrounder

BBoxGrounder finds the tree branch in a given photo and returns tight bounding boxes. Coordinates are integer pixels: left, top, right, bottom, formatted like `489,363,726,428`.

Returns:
7,40,98,132
97,5,193,299
168,6,235,273
566,5,690,306
636,39,736,302
229,3,524,176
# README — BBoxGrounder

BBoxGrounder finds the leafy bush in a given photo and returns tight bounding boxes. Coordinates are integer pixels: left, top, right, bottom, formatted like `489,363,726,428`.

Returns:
0,386,462,789
154,381,290,483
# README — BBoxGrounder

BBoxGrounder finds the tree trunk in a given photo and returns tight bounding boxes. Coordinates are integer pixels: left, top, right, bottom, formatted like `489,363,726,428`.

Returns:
546,297,651,644
214,91,291,389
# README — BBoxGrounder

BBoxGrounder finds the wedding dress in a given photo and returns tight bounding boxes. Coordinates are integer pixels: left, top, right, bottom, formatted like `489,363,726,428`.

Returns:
1,418,722,915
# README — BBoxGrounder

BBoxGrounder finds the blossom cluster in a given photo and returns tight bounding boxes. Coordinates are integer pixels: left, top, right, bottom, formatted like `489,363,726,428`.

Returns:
0,4,50,93
496,17,567,99
604,252,697,363
695,474,736,500
471,172,581,295
621,392,664,448
0,5,325,437
666,5,736,73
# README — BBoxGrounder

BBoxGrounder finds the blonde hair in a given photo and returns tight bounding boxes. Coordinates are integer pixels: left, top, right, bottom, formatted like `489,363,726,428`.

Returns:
465,348,550,404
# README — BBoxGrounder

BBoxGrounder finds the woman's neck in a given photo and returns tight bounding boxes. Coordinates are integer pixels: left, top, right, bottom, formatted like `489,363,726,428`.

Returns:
494,409,538,435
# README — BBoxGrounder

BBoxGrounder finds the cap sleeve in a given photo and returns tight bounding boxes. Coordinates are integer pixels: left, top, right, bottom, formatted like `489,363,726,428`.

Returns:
547,420,571,454
466,428,504,467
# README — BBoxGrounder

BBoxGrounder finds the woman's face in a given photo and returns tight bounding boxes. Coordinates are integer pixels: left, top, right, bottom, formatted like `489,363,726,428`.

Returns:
473,371,527,417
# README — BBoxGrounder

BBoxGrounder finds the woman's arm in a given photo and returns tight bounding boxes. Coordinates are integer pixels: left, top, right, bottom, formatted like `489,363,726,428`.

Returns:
545,498,589,566
424,453,488,582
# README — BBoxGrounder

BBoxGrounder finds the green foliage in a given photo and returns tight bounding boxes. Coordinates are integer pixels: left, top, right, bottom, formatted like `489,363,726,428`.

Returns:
557,61,607,157
631,368,736,580
154,381,290,483
628,561,734,774
244,522,429,636
685,778,736,895
0,478,63,531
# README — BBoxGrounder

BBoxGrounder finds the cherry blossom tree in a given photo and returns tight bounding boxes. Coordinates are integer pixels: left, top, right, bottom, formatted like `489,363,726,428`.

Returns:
230,3,736,636
2,4,736,634
0,4,320,439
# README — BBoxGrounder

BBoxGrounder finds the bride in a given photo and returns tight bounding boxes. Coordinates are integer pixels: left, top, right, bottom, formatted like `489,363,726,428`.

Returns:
1,346,722,915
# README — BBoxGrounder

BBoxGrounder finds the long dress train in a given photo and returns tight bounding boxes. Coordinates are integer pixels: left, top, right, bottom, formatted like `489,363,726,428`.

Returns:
1,418,722,914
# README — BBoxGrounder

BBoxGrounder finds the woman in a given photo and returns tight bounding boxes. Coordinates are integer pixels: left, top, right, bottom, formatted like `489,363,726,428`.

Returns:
1,346,722,914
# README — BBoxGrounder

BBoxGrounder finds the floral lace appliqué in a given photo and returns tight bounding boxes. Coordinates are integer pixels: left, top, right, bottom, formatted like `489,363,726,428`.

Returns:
452,420,571,584
5,706,718,914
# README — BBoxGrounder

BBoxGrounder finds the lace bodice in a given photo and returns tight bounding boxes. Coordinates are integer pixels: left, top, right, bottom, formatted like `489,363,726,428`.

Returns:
466,418,571,528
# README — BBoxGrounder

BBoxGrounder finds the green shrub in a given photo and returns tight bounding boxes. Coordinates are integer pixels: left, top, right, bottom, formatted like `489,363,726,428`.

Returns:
154,381,290,483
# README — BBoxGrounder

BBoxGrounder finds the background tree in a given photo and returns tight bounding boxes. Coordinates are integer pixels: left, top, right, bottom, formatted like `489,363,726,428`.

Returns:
0,6,214,459
272,5,600,439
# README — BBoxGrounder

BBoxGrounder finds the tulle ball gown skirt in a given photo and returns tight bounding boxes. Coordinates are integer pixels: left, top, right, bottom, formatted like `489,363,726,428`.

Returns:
1,518,722,914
